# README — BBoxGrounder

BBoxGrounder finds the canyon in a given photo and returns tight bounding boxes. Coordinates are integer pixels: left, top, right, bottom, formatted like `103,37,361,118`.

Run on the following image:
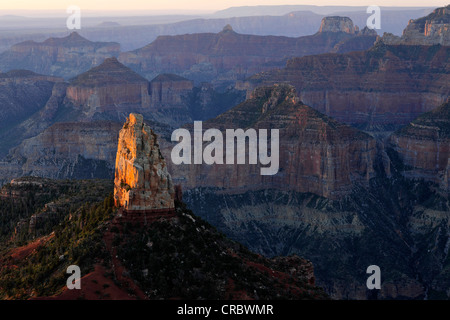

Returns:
241,43,449,133
382,5,450,46
0,6,449,300
0,32,120,79
119,18,377,86
167,85,376,200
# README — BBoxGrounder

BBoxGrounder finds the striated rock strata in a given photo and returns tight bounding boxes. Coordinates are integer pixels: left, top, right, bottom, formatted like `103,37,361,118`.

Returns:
382,5,450,45
0,32,120,79
241,43,449,132
0,121,122,185
66,57,151,118
119,21,376,86
389,100,450,192
149,74,194,126
114,113,174,212
167,85,376,200
318,16,359,34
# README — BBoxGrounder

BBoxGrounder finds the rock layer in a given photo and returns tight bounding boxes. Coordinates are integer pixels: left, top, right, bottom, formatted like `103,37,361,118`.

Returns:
0,121,122,184
382,5,450,45
389,100,450,192
168,85,376,200
114,113,174,212
0,32,120,79
241,43,449,131
119,21,376,85
318,16,358,34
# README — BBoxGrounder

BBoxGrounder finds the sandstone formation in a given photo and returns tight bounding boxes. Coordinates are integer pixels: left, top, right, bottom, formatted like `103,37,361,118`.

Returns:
0,70,62,156
382,5,450,45
318,16,358,34
66,57,151,118
0,32,120,79
241,43,449,132
149,74,194,126
0,121,122,186
167,85,376,200
389,100,450,192
331,27,377,53
119,20,376,86
114,113,174,212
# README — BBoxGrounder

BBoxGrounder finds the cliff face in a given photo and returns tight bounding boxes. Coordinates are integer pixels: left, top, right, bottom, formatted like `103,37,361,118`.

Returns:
243,44,449,132
318,16,358,34
149,74,194,126
66,57,151,119
383,5,450,45
167,85,376,200
389,100,450,192
0,71,61,132
114,113,174,212
0,32,120,79
119,21,375,85
0,70,62,157
0,121,122,185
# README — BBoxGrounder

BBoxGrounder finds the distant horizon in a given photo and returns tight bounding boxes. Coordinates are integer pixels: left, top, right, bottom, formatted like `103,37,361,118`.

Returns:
0,1,447,17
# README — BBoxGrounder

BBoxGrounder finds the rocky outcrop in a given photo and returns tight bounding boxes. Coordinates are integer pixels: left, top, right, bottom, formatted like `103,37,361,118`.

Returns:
382,5,450,45
318,16,358,34
331,27,377,53
149,74,194,126
0,32,120,79
167,85,376,200
0,121,122,185
0,70,62,155
114,113,174,212
150,74,193,107
242,43,449,132
66,57,151,119
0,70,62,159
389,100,450,192
119,20,375,86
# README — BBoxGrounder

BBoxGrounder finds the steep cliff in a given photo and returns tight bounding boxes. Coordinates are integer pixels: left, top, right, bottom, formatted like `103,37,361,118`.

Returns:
0,121,122,185
167,85,376,200
0,32,120,79
243,43,449,132
382,5,450,45
114,113,175,212
389,100,450,192
318,16,358,34
0,70,62,156
149,74,194,126
119,21,375,86
66,57,151,120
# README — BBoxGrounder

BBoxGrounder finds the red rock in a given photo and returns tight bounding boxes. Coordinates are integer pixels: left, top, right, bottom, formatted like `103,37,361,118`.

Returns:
166,85,376,199
114,113,175,212
241,44,449,130
389,100,450,192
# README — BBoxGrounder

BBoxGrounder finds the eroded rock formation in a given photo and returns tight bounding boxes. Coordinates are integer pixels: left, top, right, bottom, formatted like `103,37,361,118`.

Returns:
318,16,358,34
241,43,449,132
114,113,174,212
389,100,450,192
0,32,120,79
168,85,376,200
119,20,376,86
382,5,450,45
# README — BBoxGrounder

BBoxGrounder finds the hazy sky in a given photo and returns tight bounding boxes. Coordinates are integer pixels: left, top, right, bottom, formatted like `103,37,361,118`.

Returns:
0,0,447,12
